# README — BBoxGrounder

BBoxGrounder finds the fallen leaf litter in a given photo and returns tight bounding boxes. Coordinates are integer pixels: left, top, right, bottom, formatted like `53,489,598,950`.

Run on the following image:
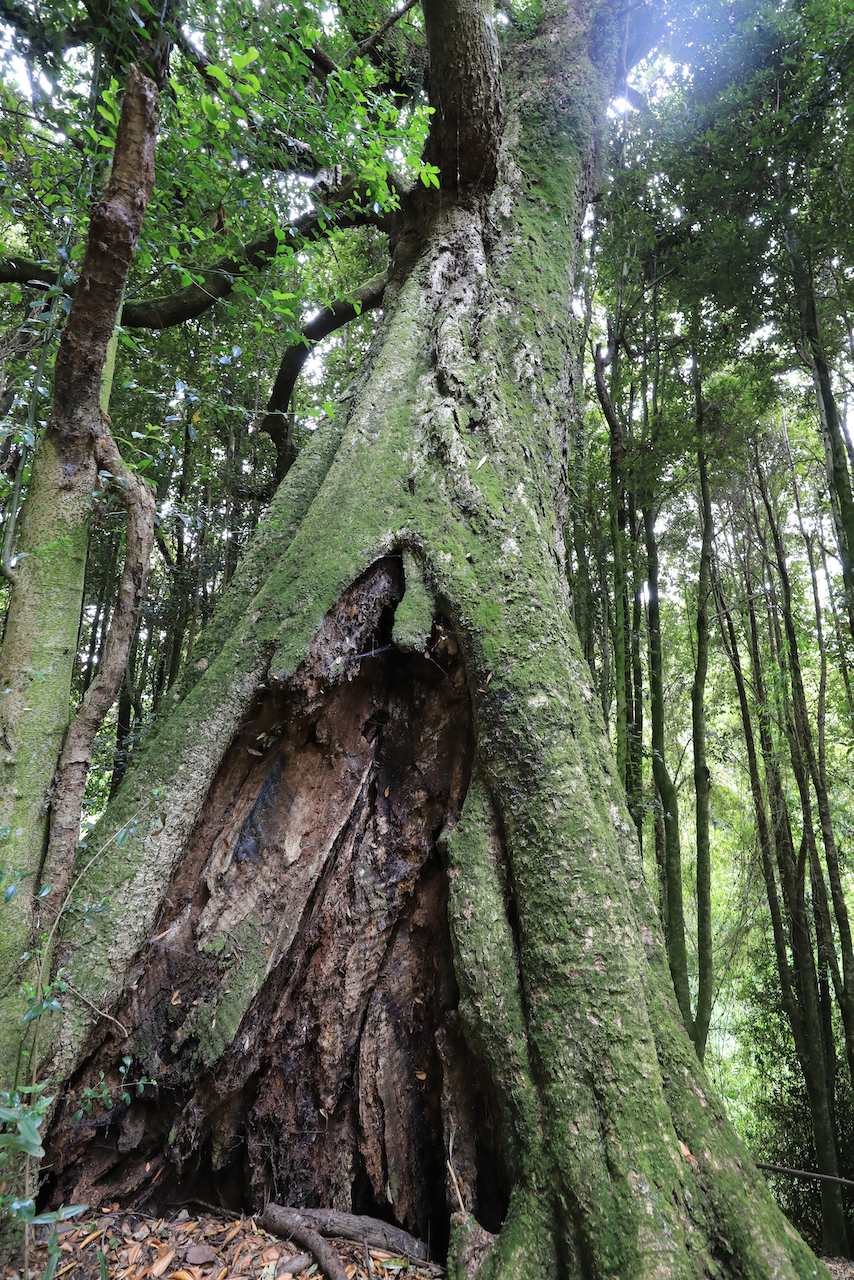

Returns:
18,1206,446,1280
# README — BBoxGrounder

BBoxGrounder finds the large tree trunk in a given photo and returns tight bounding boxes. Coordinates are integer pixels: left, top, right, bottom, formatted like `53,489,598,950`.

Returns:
35,3,824,1276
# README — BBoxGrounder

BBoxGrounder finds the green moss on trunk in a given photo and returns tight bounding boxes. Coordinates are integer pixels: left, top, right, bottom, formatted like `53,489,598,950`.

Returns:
45,5,828,1277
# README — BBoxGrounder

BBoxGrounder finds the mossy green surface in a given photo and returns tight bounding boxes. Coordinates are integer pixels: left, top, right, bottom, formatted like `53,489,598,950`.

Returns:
0,430,92,1089
47,1,830,1274
392,550,435,652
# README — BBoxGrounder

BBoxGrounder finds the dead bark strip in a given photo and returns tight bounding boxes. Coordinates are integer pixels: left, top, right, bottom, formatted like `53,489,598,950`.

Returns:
261,1203,428,1261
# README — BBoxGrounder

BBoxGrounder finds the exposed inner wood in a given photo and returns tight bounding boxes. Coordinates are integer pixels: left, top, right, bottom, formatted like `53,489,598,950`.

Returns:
43,558,510,1259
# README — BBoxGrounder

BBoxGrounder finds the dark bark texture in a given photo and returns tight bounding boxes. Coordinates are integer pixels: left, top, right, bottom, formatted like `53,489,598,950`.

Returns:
44,561,509,1258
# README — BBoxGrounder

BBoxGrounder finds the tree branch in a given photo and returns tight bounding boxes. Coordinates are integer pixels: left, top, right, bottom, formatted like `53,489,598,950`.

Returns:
343,0,421,68
173,25,323,175
260,270,387,478
0,255,61,290
256,1208,348,1280
48,65,157,460
1,180,391,330
38,67,158,908
260,1204,432,1265
42,425,155,908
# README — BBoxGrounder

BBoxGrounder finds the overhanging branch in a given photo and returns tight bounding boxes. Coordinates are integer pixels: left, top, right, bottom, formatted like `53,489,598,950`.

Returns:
260,269,387,477
343,0,421,69
0,179,392,330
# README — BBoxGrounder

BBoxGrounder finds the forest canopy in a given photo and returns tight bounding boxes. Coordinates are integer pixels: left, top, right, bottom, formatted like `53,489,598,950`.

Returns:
2,0,854,1274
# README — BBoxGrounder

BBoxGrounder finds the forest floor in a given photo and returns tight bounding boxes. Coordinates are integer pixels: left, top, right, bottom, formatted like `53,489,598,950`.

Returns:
16,1206,445,1280
12,1205,854,1279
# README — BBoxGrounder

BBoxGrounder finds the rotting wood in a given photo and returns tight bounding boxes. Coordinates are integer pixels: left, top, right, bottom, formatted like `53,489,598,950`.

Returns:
259,1207,349,1280
261,1203,428,1262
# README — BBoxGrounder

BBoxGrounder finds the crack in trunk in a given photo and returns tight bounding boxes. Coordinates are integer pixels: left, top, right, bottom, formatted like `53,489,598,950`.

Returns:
42,559,511,1260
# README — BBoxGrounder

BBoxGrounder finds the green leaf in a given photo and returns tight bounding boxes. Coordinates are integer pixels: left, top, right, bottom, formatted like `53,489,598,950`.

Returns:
205,64,231,88
232,48,260,72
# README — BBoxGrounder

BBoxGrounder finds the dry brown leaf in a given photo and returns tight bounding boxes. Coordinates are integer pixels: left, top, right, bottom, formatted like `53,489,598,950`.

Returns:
186,1244,218,1264
150,1248,176,1277
128,1242,142,1264
81,1229,103,1248
220,1220,242,1246
167,1271,197,1280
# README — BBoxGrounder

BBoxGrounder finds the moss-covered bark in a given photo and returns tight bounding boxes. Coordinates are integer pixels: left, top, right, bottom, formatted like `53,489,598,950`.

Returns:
0,69,158,1088
36,5,827,1277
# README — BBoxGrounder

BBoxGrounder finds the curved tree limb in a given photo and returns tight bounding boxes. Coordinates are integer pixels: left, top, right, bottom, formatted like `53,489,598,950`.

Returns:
260,1204,437,1268
29,66,159,906
257,1207,348,1280
343,0,421,69
0,255,62,290
173,25,335,176
260,269,387,478
0,68,159,1089
1,181,391,330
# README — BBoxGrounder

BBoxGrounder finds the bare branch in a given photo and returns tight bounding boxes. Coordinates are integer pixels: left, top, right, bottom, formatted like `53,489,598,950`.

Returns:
260,270,387,477
343,0,421,68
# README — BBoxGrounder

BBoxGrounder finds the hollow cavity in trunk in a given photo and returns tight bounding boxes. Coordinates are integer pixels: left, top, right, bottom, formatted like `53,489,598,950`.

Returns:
43,559,509,1260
